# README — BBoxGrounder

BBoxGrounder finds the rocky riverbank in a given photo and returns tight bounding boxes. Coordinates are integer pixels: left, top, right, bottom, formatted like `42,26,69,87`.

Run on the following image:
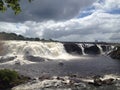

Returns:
12,74,120,90
109,46,120,60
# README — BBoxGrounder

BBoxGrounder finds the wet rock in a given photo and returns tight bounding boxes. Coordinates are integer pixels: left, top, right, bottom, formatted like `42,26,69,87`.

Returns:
70,78,82,84
69,74,77,78
88,75,102,86
63,43,82,55
15,60,21,65
88,75,115,86
56,76,65,81
101,46,107,52
102,78,114,85
58,62,64,66
39,75,51,81
109,46,120,60
0,56,16,63
24,55,45,62
84,45,101,55
94,78,103,86
40,79,63,88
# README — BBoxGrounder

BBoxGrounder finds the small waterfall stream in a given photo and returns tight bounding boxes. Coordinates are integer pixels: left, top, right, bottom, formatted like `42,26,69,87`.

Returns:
78,44,86,55
97,45,103,54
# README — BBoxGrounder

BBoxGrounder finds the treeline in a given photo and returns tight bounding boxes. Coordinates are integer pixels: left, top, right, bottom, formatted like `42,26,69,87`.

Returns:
0,32,55,42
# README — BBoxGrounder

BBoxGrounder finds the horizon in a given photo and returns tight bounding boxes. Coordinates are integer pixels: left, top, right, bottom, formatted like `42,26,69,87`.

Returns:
0,0,120,42
1,32,120,44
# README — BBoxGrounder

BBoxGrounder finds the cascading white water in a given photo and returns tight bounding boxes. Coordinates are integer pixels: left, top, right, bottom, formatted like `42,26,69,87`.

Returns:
96,45,103,54
4,41,66,56
2,41,79,60
78,44,85,55
0,41,114,65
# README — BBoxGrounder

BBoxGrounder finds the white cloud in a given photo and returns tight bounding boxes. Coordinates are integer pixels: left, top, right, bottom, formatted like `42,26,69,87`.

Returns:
0,0,120,42
93,0,120,12
0,22,28,34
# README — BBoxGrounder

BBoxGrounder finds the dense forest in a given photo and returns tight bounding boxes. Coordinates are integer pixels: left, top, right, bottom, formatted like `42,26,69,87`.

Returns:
0,32,54,41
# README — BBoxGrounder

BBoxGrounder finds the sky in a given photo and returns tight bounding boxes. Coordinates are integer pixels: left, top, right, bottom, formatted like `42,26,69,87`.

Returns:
0,0,120,42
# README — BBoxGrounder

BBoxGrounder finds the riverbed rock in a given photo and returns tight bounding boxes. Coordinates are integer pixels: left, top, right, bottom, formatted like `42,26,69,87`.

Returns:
63,43,82,55
84,45,101,55
39,75,51,81
24,55,45,62
88,75,115,86
109,46,120,60
102,78,114,85
58,62,64,66
0,56,16,63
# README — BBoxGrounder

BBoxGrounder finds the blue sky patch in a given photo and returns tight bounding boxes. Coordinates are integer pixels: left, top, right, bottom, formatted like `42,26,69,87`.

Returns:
78,6,95,18
98,0,104,4
107,9,120,14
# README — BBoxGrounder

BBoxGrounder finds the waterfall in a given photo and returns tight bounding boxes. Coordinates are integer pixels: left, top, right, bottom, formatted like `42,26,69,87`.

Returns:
3,41,68,57
1,41,114,61
0,41,115,65
2,41,82,62
2,41,113,57
96,45,103,54
78,44,85,55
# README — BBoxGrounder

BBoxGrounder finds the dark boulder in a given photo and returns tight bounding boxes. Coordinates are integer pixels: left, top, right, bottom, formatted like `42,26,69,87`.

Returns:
63,43,82,55
102,78,114,85
84,45,100,55
101,46,107,52
88,75,115,86
58,62,64,66
93,78,103,86
109,46,120,60
39,75,51,81
0,56,16,63
24,55,45,62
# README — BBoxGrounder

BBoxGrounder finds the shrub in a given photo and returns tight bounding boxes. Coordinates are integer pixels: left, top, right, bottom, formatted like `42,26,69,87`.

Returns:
0,69,30,89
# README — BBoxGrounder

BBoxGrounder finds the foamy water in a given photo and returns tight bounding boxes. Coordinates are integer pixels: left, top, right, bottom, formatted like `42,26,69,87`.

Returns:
0,41,88,65
0,41,120,90
12,74,120,90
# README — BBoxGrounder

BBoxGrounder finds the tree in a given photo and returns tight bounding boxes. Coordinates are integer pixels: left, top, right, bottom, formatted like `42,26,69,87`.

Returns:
0,0,32,14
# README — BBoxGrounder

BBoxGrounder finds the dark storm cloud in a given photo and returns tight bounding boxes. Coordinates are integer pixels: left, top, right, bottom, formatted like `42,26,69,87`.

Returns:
0,0,96,22
1,0,120,42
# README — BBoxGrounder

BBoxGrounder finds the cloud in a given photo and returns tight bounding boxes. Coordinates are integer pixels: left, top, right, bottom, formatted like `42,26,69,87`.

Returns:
0,22,28,34
0,0,120,42
1,10,119,41
0,0,96,22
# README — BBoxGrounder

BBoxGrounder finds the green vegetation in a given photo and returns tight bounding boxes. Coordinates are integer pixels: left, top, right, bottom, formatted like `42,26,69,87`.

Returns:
0,32,40,41
0,69,30,89
0,0,32,14
0,32,57,42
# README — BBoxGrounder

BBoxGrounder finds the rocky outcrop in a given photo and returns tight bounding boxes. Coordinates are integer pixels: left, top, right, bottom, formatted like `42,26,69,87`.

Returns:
109,46,120,60
0,56,16,63
84,45,101,55
88,75,114,86
63,43,82,55
101,46,107,52
24,55,46,62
